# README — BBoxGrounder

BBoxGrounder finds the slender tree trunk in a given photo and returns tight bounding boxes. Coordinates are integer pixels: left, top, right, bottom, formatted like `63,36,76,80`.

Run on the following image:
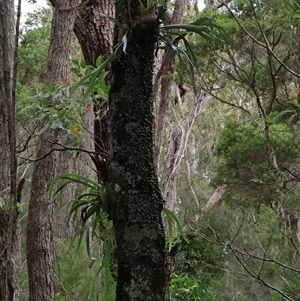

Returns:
108,1,165,299
153,0,186,168
26,1,77,300
162,72,229,218
0,1,21,300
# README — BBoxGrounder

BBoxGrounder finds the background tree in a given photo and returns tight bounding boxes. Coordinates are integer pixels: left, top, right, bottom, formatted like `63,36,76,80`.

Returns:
0,0,21,300
26,1,78,300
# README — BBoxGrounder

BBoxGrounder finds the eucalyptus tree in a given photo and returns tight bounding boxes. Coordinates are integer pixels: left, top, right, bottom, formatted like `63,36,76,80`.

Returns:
26,1,78,300
0,0,21,300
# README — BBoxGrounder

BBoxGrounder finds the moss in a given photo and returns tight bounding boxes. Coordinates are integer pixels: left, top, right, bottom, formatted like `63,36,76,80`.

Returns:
108,24,165,299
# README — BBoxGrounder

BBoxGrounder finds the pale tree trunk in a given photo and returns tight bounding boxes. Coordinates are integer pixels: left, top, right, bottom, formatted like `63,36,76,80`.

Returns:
193,184,227,224
162,72,230,219
0,1,21,300
153,0,186,169
26,1,77,300
155,1,228,224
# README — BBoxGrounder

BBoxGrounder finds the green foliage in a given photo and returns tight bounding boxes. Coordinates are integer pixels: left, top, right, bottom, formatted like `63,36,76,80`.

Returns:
169,275,217,301
163,207,189,252
31,85,82,139
49,173,112,252
28,57,110,139
16,8,51,127
209,204,300,301
212,119,299,206
52,237,116,301
170,232,224,280
137,0,161,14
70,56,110,103
49,173,115,300
168,231,224,301
98,5,224,83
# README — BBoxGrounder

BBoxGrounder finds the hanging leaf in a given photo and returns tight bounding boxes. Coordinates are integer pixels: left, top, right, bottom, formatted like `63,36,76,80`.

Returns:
163,207,189,252
98,12,126,29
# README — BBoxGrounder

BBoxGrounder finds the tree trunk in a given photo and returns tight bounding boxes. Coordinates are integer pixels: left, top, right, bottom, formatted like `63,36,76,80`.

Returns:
162,72,229,219
108,1,165,299
0,1,21,300
153,0,186,168
74,0,114,154
26,1,77,300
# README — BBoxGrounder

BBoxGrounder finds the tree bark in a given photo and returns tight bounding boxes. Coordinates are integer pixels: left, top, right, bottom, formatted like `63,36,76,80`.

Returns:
54,0,115,239
193,184,227,224
161,72,229,217
153,0,186,168
108,1,165,299
74,0,114,154
0,0,21,300
26,1,77,300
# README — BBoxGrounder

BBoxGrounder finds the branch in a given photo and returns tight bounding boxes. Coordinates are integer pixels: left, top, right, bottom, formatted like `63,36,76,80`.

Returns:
194,184,226,224
227,243,298,301
219,0,300,79
232,246,300,274
17,140,106,163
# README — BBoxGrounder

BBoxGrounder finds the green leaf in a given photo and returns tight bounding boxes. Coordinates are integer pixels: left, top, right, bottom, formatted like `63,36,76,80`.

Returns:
137,0,147,13
48,82,55,93
156,4,166,20
114,3,131,27
70,53,114,101
161,24,211,35
99,12,126,29
80,60,86,68
36,124,49,135
95,56,103,68
163,207,189,252
97,230,115,301
161,44,177,67
72,59,79,66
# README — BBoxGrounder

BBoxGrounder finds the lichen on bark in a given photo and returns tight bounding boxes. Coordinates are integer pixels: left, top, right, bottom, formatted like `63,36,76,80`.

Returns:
107,1,166,299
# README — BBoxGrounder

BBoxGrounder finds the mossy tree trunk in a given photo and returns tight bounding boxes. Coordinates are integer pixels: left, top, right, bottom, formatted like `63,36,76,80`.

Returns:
108,1,166,300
